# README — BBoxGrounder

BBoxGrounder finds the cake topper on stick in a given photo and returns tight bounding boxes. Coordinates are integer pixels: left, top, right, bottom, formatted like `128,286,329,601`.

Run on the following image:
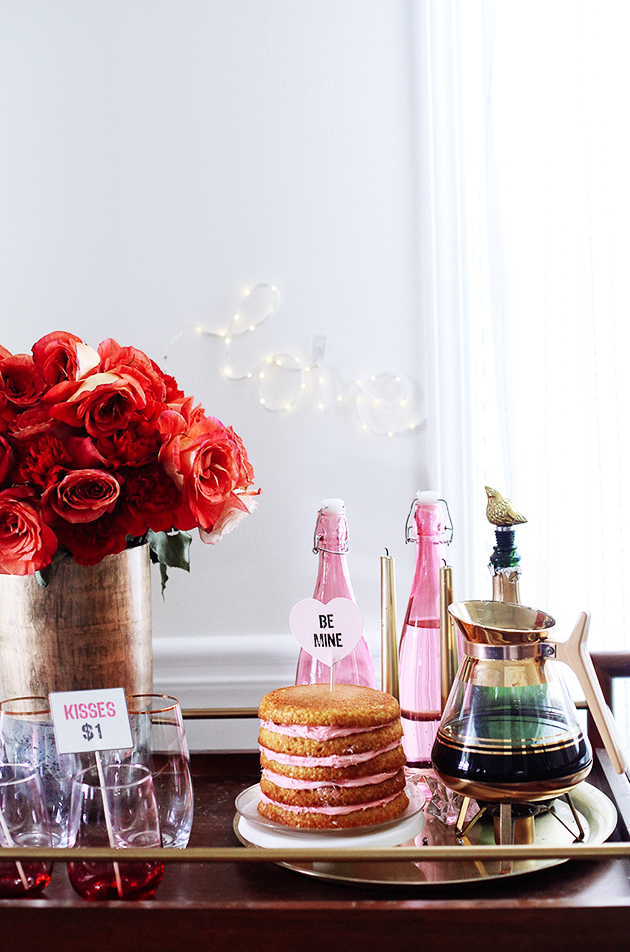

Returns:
289,597,364,692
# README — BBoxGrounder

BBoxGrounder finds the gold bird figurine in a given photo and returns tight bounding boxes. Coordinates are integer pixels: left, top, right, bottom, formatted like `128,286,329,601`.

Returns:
485,487,528,527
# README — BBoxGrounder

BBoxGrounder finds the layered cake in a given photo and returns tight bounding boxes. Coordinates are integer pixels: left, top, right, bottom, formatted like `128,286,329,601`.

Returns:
257,683,409,829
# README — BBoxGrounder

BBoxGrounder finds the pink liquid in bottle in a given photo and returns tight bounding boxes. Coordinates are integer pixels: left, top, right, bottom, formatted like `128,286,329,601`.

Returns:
295,499,377,688
399,492,446,766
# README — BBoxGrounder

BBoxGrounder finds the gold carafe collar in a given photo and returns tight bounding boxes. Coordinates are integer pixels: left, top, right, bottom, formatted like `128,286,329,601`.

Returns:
448,600,555,646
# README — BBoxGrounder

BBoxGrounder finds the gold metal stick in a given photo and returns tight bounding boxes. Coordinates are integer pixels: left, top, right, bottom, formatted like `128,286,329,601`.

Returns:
380,551,399,701
4,842,630,863
95,750,124,898
439,565,458,710
499,803,514,874
455,796,472,836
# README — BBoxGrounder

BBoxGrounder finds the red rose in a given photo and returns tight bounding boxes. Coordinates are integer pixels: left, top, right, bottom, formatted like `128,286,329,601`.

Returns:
55,510,128,566
162,372,185,406
95,416,161,469
0,436,13,488
4,405,52,440
198,489,260,544
0,391,17,434
42,469,121,524
32,331,100,385
119,462,183,536
226,425,255,486
64,435,108,469
0,487,58,575
14,434,73,490
0,354,48,408
0,345,12,360
98,339,167,403
196,425,259,542
158,412,256,533
44,372,147,437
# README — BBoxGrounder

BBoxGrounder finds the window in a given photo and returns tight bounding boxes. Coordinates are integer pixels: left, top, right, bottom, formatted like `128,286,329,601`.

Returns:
423,0,630,738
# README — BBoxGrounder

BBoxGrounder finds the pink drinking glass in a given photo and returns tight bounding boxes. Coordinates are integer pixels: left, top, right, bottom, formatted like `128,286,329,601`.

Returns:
103,695,193,848
67,763,163,901
0,764,52,898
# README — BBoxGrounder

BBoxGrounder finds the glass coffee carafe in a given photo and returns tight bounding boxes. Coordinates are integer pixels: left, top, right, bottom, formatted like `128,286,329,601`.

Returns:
431,601,626,803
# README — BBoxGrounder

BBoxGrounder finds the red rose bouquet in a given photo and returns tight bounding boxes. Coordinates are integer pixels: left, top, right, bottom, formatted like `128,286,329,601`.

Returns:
0,332,259,588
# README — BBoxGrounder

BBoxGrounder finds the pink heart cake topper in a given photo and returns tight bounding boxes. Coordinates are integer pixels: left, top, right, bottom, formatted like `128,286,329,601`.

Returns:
289,597,364,668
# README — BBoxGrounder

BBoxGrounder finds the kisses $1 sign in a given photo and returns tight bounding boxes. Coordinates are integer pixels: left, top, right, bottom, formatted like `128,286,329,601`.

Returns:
49,687,133,754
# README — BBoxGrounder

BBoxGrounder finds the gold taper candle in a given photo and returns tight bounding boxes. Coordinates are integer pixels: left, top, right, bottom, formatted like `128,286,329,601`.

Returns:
380,552,399,701
439,564,458,710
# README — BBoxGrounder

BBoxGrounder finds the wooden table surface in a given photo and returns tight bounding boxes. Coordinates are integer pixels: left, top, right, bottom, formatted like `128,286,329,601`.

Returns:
2,750,630,952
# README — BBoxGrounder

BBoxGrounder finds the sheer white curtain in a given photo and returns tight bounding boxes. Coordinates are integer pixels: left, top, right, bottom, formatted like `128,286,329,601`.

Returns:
419,1,630,732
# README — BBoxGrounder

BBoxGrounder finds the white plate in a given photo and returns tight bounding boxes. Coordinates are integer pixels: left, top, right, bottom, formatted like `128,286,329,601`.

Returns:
235,782,426,849
235,781,617,885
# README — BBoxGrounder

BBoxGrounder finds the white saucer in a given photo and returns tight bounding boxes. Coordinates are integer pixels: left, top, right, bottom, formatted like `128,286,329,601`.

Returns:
235,782,426,850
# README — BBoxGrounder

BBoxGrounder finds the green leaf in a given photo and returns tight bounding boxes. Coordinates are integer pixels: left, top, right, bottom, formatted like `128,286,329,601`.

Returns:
125,533,148,548
147,530,192,596
34,548,69,588
159,561,170,598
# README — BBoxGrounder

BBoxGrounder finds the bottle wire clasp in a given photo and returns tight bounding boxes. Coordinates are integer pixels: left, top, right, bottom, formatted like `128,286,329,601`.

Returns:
404,497,453,545
312,507,350,554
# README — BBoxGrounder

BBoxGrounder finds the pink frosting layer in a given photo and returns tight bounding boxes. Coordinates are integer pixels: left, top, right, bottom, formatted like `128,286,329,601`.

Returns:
263,769,399,789
259,790,402,815
259,739,400,768
260,720,392,740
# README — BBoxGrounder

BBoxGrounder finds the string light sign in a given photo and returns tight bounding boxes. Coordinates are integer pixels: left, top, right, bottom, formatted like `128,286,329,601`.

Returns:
165,284,424,437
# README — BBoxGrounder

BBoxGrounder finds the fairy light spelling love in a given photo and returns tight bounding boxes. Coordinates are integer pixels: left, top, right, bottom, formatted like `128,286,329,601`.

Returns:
164,283,425,437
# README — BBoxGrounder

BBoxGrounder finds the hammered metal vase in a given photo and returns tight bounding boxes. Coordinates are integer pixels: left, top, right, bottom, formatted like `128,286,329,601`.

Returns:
0,545,152,699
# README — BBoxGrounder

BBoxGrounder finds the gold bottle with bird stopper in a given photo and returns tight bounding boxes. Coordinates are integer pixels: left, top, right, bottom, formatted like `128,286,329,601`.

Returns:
485,487,527,604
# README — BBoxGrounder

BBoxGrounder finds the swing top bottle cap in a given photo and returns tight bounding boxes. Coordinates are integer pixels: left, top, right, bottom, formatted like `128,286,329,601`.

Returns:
416,491,440,505
313,499,349,555
320,498,346,513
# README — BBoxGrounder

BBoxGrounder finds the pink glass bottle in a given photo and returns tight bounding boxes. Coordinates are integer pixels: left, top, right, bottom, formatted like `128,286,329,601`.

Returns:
295,499,377,688
398,491,447,766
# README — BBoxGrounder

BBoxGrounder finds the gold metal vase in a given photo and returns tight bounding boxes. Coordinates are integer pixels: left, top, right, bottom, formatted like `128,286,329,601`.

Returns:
0,544,152,699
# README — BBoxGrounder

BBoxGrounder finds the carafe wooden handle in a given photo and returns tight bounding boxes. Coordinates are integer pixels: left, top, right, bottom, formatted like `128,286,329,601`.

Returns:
553,612,627,774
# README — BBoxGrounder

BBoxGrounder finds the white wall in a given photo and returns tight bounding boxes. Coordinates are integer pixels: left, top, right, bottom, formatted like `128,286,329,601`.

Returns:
0,1,430,745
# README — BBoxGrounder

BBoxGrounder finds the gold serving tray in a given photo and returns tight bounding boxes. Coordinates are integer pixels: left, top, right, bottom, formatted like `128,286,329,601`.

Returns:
234,781,617,887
